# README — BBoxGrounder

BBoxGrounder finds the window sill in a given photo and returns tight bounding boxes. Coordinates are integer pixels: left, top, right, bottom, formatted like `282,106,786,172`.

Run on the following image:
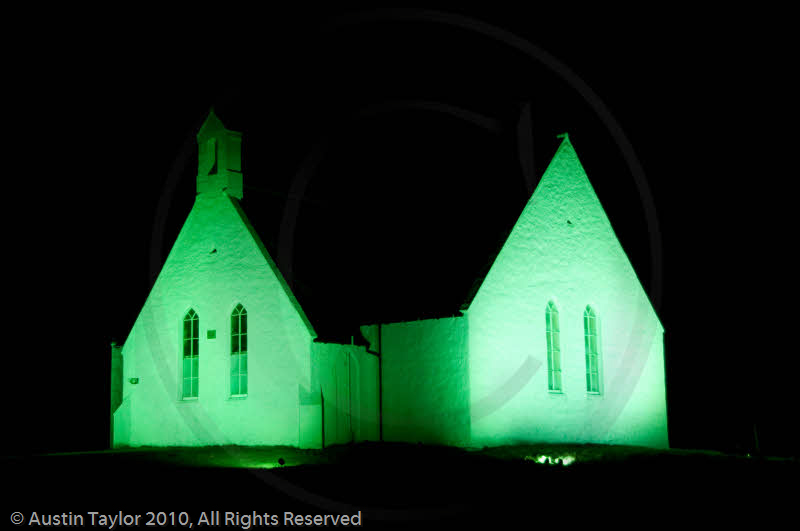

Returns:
228,395,248,401
547,390,564,395
586,392,603,398
179,397,198,402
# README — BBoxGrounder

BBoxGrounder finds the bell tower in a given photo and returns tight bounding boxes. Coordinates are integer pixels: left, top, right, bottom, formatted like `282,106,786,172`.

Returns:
196,108,243,199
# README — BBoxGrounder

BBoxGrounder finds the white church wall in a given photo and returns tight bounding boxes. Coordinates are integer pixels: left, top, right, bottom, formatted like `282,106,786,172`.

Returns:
467,137,668,449
112,112,668,452
113,193,314,447
311,342,380,448
602,328,668,448
369,316,470,446
352,346,380,443
315,343,352,447
298,370,322,449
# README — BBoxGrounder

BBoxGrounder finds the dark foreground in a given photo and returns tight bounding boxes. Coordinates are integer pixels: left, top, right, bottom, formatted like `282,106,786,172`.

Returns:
3,443,797,528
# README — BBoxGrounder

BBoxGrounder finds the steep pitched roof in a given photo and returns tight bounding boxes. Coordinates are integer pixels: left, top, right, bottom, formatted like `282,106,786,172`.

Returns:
196,108,228,142
227,195,316,337
460,133,660,327
457,136,575,311
460,216,519,311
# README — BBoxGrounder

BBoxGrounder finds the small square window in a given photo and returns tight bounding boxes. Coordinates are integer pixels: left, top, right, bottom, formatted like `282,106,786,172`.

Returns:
207,330,216,339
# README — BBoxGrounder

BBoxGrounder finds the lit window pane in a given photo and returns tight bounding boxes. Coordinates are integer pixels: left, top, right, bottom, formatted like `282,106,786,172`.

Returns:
584,307,600,393
230,306,248,396
546,302,561,391
240,376,247,395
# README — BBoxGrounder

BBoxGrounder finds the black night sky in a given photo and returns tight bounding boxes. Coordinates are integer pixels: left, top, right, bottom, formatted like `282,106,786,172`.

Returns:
4,7,795,458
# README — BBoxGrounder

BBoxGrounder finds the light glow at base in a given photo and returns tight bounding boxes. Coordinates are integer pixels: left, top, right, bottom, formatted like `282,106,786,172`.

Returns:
525,454,576,466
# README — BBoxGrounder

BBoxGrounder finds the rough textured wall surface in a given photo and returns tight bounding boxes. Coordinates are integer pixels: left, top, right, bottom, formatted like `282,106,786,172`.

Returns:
109,343,124,444
370,317,470,446
311,343,380,448
113,193,314,447
351,347,380,443
468,137,668,449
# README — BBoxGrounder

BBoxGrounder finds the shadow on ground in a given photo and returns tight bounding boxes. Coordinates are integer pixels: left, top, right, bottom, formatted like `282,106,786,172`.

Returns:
4,442,796,528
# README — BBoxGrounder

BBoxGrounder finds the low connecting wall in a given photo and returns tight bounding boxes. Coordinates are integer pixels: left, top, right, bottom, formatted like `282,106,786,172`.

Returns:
308,342,380,448
362,316,470,446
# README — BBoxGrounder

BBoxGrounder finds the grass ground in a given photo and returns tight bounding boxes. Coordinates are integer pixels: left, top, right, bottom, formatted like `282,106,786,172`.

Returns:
4,442,797,528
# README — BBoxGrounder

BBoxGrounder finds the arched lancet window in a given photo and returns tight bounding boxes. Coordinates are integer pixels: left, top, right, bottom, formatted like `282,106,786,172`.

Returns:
231,303,248,396
584,306,600,393
182,309,199,399
546,301,562,392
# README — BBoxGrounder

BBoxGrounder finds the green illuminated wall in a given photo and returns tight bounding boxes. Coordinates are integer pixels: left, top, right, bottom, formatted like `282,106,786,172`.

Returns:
112,112,317,448
311,342,380,447
466,136,668,448
112,114,667,451
361,317,470,446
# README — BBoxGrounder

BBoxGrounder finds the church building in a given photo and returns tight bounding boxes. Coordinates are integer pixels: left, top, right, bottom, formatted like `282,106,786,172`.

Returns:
110,110,668,450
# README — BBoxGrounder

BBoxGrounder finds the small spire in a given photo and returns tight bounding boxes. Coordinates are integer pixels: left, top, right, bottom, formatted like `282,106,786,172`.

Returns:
556,132,570,141
197,107,227,142
196,107,243,199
